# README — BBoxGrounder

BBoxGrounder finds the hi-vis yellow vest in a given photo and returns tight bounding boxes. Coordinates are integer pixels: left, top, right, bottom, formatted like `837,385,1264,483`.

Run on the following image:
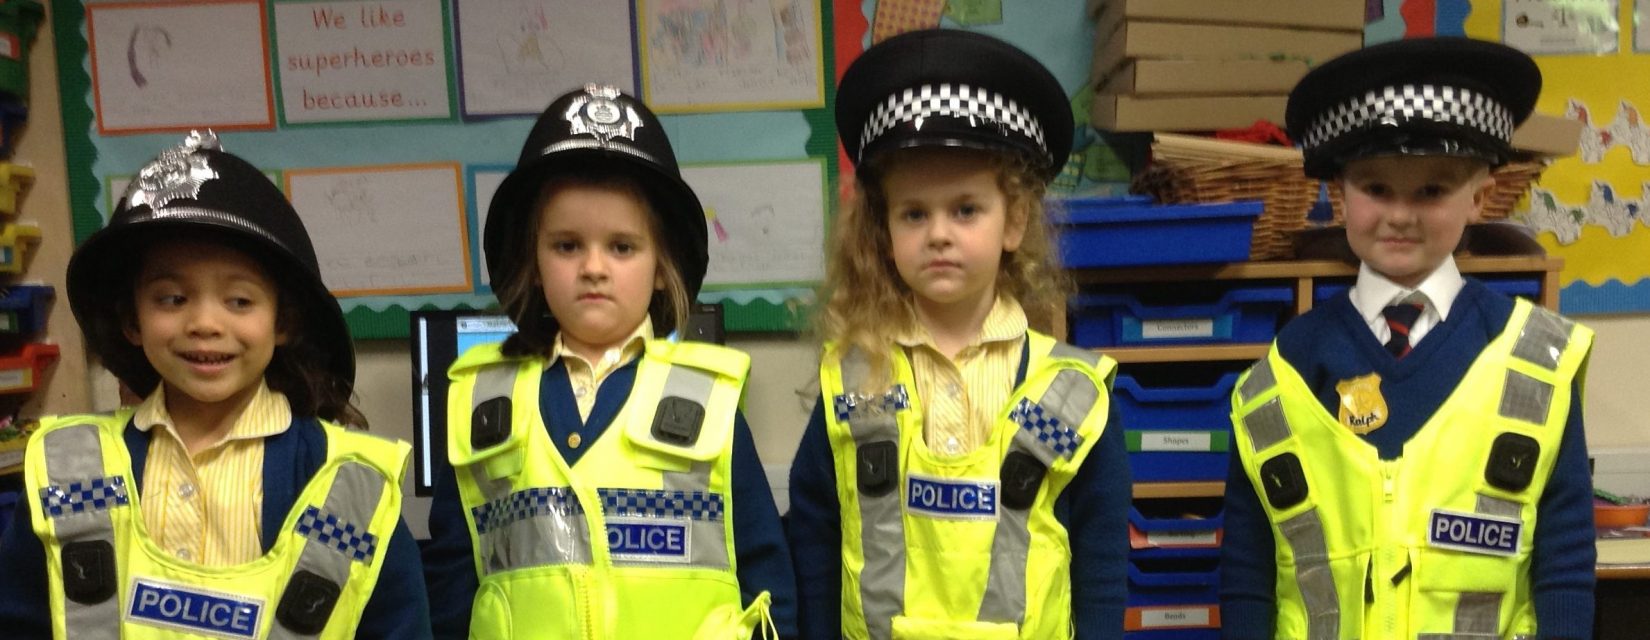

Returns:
823,330,1116,640
24,411,409,640
1232,299,1593,640
447,340,772,640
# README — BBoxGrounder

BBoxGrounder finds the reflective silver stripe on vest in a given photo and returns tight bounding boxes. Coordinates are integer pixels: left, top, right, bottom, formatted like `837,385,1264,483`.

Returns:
838,349,905,640
1243,397,1292,453
468,362,522,495
1475,494,1522,519
1498,370,1553,425
1047,342,1101,368
1450,592,1503,635
1239,357,1276,405
471,486,591,574
1277,508,1339,640
1510,307,1571,371
40,423,122,640
268,461,387,640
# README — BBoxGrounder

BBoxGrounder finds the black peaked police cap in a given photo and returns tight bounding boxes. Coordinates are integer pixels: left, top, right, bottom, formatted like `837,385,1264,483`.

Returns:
1286,36,1542,180
67,131,354,396
836,29,1074,182
485,85,709,297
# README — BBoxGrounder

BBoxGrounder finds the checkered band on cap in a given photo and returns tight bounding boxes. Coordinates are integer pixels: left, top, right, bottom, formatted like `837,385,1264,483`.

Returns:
471,486,585,535
859,83,1046,162
1010,397,1083,459
1302,84,1514,151
295,505,379,562
599,488,724,522
38,476,130,519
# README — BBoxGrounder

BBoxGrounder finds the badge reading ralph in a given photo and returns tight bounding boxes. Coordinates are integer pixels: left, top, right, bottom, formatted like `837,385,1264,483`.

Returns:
1337,373,1388,435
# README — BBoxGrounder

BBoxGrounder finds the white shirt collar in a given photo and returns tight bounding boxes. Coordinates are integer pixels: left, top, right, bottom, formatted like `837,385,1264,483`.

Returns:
1350,256,1464,324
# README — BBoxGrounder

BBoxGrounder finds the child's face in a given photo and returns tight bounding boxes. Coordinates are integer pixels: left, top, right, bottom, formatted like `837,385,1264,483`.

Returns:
883,149,1026,316
534,184,662,358
124,240,286,414
1341,155,1493,288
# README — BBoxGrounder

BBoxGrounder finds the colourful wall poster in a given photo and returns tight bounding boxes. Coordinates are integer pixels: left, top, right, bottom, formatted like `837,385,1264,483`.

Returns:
272,0,454,125
1442,1,1650,314
639,0,825,112
1502,0,1620,54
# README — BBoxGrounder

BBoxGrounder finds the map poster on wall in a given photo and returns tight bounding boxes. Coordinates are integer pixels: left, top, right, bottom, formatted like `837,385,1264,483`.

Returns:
454,0,636,117
286,163,473,296
272,0,454,125
1503,0,1620,54
88,1,274,134
639,0,825,112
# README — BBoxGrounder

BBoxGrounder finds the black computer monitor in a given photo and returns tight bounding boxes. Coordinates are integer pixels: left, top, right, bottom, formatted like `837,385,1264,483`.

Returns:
407,304,724,496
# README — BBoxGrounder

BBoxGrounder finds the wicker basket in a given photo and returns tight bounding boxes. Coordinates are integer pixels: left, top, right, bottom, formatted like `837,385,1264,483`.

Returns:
1327,160,1550,223
1132,134,1317,261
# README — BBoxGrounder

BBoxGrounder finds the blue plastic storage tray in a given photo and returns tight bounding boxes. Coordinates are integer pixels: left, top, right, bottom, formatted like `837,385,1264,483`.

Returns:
1129,504,1224,551
1070,285,1291,348
1314,277,1540,305
1057,197,1263,268
1126,552,1221,632
0,284,52,335
1125,630,1221,640
1114,373,1237,482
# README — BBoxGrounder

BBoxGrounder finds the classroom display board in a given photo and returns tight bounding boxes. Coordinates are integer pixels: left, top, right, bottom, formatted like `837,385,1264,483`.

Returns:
54,0,1119,337
1369,0,1650,315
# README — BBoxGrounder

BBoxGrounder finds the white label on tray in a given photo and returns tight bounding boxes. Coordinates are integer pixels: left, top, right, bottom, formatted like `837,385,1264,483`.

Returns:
0,369,26,391
1140,607,1212,628
1145,530,1219,547
1141,318,1215,339
1141,431,1213,452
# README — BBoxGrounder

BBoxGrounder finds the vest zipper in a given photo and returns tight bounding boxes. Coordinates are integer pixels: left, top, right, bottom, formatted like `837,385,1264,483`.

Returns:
1380,460,1401,638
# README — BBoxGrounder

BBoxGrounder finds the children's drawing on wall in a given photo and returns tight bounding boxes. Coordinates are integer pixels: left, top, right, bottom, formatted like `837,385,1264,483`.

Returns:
88,1,273,132
1522,182,1649,242
640,0,824,111
1502,0,1619,54
454,0,634,117
682,159,826,288
1566,98,1650,164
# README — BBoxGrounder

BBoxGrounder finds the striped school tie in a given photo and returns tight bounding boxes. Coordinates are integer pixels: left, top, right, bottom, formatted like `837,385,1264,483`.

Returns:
1381,300,1425,358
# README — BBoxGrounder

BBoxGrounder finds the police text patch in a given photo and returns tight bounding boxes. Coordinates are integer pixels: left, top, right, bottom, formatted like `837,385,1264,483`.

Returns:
126,578,264,639
1428,509,1522,556
906,474,998,520
607,517,691,563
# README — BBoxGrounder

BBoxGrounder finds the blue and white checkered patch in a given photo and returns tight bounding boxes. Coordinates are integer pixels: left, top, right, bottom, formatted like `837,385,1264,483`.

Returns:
833,385,910,422
295,506,378,562
599,488,723,522
471,487,585,535
38,476,130,519
1010,398,1083,459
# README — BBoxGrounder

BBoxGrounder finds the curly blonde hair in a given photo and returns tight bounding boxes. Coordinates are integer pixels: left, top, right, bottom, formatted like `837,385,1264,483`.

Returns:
817,148,1070,385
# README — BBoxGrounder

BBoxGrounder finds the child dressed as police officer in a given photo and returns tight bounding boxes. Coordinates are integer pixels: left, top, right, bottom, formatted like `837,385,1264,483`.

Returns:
0,132,431,638
1220,38,1597,639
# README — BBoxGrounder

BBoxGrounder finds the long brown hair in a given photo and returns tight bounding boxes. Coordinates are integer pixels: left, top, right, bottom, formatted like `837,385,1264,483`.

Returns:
816,148,1069,385
494,173,692,358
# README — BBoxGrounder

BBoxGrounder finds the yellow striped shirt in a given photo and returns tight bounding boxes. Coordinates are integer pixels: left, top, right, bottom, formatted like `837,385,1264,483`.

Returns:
895,296,1028,456
135,381,291,566
549,318,653,422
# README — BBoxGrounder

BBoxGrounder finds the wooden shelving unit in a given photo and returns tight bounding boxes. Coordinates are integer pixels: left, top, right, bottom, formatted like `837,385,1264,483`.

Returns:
1075,255,1566,498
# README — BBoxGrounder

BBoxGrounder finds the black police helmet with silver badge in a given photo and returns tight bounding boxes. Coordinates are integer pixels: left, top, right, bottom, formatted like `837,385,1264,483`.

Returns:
66,131,354,397
484,85,709,297
836,29,1074,182
1286,36,1541,180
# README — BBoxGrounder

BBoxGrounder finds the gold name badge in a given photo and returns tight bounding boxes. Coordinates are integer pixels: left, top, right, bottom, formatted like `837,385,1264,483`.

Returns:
1337,373,1389,435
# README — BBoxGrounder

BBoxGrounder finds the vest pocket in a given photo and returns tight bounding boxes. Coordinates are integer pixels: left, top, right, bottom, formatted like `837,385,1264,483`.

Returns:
1411,547,1517,636
890,616,1019,639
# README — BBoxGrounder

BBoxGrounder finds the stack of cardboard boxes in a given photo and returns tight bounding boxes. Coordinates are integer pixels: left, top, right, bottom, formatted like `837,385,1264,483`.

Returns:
1088,0,1364,132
